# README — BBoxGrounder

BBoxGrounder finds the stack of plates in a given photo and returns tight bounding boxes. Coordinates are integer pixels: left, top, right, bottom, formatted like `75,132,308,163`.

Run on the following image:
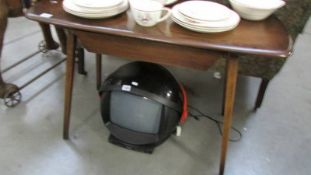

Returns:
63,0,129,19
171,1,240,33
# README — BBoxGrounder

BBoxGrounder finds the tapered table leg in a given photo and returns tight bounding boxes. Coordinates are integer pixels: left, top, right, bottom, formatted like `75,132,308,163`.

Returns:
63,32,76,140
39,23,59,50
96,54,102,90
55,26,67,54
219,56,239,175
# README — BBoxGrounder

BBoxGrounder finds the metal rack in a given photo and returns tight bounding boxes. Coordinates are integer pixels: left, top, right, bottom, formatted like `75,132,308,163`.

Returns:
0,41,86,107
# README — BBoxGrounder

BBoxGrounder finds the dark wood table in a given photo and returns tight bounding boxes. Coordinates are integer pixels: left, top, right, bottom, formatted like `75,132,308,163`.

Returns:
25,0,292,174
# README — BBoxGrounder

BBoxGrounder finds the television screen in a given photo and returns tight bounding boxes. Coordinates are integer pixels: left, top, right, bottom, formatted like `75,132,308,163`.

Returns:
110,91,162,134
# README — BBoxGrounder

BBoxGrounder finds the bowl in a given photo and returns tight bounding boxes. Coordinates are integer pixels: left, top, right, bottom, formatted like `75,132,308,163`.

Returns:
229,0,285,21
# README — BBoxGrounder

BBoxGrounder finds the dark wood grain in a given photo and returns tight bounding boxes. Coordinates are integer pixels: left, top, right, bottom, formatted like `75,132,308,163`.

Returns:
63,31,76,140
75,30,218,70
25,0,292,58
219,55,239,175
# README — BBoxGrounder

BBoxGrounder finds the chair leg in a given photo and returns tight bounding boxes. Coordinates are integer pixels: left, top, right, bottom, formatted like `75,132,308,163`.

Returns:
254,79,270,110
221,76,270,112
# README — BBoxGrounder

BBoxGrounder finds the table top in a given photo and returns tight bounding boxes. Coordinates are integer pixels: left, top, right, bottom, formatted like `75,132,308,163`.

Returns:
26,0,292,58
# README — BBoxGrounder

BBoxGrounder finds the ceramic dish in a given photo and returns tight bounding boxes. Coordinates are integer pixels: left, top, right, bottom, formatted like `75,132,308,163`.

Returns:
63,0,128,19
229,0,285,20
73,0,123,9
63,5,128,18
177,1,230,21
172,5,240,28
230,0,285,10
171,16,238,33
63,0,128,14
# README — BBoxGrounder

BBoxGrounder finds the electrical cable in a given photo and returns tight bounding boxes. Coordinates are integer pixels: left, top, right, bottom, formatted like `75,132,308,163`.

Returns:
187,105,242,142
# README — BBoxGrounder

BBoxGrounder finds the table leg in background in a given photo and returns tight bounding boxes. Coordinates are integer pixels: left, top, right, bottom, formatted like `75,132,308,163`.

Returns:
63,32,76,140
219,56,239,175
96,54,102,90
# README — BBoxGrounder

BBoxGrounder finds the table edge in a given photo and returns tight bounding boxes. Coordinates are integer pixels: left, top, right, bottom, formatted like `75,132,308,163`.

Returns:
25,13,293,58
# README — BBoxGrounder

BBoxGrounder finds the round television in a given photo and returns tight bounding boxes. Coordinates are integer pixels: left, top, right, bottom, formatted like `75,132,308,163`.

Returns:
99,61,185,153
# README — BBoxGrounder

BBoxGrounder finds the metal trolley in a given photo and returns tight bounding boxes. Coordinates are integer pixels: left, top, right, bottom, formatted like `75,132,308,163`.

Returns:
0,0,87,107
0,41,86,108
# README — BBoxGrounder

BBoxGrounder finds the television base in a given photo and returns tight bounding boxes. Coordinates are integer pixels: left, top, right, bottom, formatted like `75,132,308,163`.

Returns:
108,135,155,154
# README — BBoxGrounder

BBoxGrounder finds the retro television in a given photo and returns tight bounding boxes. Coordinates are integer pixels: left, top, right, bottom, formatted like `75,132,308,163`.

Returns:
99,62,187,153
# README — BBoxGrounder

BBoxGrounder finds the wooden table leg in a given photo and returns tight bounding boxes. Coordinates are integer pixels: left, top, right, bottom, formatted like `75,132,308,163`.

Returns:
63,32,76,140
55,26,67,54
219,56,239,175
96,54,102,90
39,23,59,50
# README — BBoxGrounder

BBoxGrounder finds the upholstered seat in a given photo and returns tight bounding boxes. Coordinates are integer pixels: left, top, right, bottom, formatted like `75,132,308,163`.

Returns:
215,0,311,110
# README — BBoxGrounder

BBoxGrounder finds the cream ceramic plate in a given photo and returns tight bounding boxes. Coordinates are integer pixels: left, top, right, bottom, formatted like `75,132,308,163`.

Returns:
177,1,230,21
63,5,128,19
63,0,128,19
171,16,238,33
73,0,123,8
172,5,240,28
171,4,240,33
64,0,128,13
64,0,127,14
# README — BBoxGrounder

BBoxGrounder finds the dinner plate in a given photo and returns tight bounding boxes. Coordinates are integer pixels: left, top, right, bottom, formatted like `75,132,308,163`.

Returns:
172,5,240,28
63,5,128,19
63,0,128,14
171,16,238,33
63,0,128,19
73,0,123,9
177,1,230,21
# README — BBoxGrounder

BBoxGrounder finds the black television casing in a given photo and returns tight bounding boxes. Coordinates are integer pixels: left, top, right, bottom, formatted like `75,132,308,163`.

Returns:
99,62,183,153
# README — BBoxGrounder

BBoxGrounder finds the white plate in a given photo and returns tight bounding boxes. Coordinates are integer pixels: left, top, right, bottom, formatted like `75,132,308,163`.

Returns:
172,5,240,28
171,16,238,33
63,5,128,19
64,0,127,14
177,1,230,21
63,0,128,19
73,0,123,9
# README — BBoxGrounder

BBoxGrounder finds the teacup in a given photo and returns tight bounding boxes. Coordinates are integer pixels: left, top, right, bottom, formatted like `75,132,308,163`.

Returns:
130,0,171,27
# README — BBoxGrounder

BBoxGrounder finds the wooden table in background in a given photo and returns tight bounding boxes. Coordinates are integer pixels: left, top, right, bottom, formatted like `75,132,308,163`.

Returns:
25,0,292,174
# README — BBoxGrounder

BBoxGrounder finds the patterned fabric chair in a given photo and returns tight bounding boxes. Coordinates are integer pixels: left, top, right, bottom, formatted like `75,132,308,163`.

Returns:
215,0,311,110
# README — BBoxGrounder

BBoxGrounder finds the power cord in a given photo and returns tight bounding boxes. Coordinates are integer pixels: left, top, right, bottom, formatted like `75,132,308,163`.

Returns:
187,105,242,142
